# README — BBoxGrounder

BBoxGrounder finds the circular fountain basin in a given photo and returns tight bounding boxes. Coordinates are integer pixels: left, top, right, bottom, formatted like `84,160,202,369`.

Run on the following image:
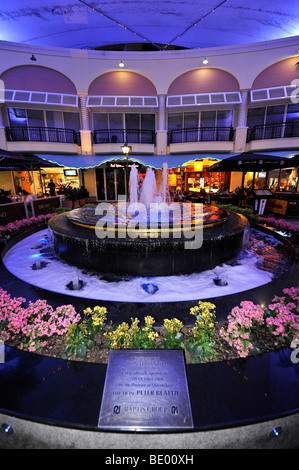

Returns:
2,225,294,304
48,204,249,277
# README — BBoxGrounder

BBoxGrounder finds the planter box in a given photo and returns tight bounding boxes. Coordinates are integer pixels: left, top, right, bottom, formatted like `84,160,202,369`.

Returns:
62,200,73,209
79,197,91,206
62,197,90,208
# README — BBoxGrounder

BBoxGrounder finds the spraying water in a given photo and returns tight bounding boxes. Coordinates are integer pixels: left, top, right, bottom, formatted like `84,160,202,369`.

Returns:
129,164,139,204
129,163,170,208
139,167,158,208
160,162,170,204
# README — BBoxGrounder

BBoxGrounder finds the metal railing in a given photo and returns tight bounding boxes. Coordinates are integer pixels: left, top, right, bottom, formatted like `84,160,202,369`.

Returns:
92,129,156,145
5,126,81,145
167,127,234,144
247,121,299,142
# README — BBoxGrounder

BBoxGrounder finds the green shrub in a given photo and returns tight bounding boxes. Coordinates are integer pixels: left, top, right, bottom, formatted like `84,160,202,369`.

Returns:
216,204,259,224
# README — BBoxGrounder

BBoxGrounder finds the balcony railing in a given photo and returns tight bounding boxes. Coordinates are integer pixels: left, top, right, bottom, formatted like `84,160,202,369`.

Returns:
167,127,234,144
5,126,81,145
247,121,299,142
92,129,156,145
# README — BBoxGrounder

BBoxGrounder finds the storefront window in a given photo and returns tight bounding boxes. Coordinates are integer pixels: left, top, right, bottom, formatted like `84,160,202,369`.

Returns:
246,107,265,128
141,114,155,131
125,113,139,129
254,171,267,189
108,113,123,129
243,172,254,189
8,108,27,127
267,169,280,191
46,110,64,128
286,103,299,123
8,108,80,131
247,105,294,129
200,111,216,127
265,105,285,125
93,113,155,131
93,113,108,129
168,113,183,131
184,112,199,128
96,168,106,200
106,168,116,200
26,109,45,127
63,112,81,132
279,168,298,192
217,110,233,127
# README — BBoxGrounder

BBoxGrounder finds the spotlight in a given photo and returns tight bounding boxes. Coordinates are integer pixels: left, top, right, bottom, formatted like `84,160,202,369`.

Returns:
270,427,282,438
202,58,208,64
30,54,37,61
1,423,13,435
119,60,125,68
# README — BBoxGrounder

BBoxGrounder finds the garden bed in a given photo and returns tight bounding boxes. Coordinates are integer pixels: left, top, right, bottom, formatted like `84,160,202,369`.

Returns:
5,321,283,366
2,288,298,366
1,211,298,366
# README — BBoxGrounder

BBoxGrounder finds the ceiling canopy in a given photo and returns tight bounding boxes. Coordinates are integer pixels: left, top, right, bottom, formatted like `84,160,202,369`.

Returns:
0,0,298,51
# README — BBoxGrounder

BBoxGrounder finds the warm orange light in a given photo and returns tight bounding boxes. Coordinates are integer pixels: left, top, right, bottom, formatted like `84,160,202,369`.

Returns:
183,158,220,172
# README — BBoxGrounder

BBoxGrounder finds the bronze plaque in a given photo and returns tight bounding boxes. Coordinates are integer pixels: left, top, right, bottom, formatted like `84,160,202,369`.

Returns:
98,350,193,431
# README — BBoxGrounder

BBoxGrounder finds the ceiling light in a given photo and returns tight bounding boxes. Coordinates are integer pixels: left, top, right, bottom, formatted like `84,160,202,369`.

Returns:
119,61,125,68
202,58,208,64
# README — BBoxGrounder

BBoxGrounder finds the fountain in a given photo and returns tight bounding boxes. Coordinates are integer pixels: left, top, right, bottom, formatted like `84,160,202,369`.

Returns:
66,274,84,291
48,164,249,277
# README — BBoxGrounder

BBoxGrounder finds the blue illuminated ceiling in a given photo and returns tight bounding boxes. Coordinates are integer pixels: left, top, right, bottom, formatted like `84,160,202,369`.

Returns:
0,0,298,50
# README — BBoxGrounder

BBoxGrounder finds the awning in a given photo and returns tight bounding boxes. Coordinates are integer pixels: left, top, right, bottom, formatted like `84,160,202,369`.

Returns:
0,149,59,170
208,152,293,172
36,153,237,170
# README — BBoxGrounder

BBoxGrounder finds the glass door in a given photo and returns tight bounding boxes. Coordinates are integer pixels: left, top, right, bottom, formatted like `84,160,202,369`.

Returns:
96,168,106,200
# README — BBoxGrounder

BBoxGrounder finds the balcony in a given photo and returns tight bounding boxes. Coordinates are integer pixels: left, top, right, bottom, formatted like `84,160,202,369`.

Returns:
247,121,299,142
5,126,81,145
167,127,234,144
92,128,156,155
92,129,156,145
5,126,81,154
167,126,235,153
246,121,299,152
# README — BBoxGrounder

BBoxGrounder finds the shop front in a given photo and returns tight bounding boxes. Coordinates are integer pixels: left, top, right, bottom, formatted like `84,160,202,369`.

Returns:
208,152,299,216
95,161,146,201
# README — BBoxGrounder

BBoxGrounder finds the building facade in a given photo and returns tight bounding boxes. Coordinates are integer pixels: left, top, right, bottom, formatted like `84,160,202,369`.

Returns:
0,36,298,202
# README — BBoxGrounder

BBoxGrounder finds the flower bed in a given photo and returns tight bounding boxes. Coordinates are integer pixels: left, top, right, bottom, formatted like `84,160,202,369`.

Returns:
0,214,57,241
258,217,299,243
1,286,298,365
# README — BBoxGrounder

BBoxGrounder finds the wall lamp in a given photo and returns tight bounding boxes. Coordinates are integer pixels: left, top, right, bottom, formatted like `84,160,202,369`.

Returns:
202,58,208,64
30,54,37,61
119,60,125,68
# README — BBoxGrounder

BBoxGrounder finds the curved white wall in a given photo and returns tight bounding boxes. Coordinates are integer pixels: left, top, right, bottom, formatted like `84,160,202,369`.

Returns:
0,36,297,94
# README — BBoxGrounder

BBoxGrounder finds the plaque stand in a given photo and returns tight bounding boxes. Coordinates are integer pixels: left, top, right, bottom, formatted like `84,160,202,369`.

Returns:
98,349,193,431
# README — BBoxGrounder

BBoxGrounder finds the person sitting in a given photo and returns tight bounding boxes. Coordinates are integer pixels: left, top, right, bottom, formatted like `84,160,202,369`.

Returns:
218,186,229,196
19,189,33,203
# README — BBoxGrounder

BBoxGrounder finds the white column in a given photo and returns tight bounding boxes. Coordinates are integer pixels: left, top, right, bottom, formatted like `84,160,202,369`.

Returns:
156,95,168,155
237,89,249,127
234,89,249,153
158,95,166,131
78,93,93,155
0,106,7,150
79,94,90,131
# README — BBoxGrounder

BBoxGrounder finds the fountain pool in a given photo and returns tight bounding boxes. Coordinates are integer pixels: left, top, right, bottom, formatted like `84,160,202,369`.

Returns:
2,226,293,303
1,164,295,304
